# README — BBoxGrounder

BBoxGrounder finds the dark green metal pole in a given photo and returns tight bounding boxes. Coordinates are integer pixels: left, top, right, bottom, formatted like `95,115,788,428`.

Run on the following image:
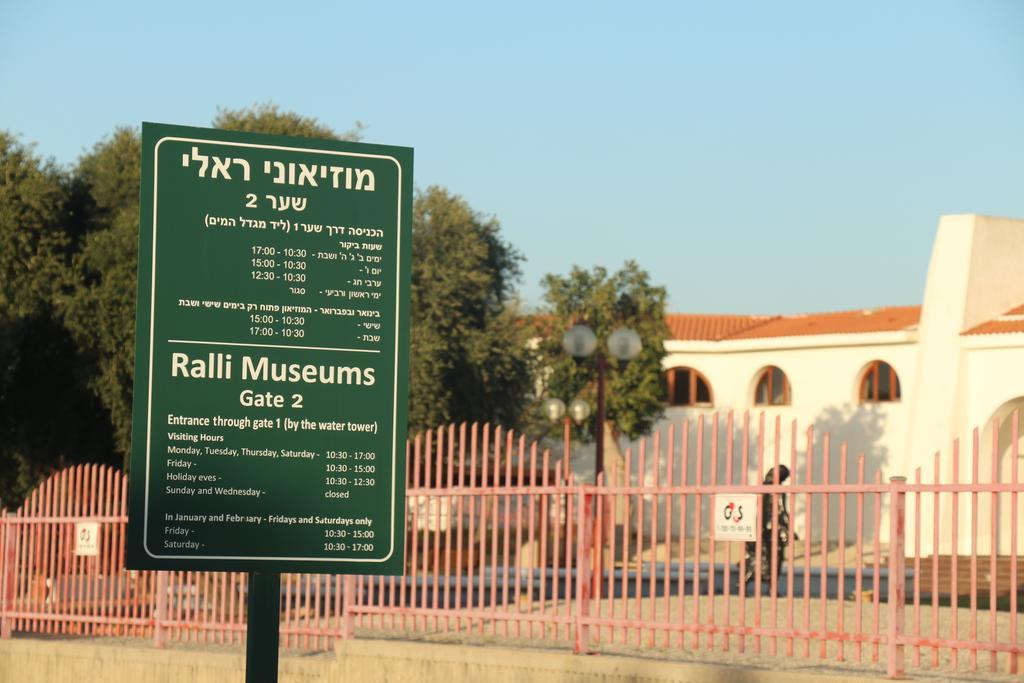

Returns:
246,572,280,683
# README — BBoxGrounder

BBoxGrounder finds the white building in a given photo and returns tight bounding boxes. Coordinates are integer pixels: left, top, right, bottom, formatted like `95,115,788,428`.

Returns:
653,214,1024,552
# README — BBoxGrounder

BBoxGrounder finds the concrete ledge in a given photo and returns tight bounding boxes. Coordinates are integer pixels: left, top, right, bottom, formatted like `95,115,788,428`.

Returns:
0,635,939,683
334,638,893,683
0,637,330,683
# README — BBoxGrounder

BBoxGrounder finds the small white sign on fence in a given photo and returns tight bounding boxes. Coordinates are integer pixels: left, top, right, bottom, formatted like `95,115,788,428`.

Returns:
712,494,758,541
74,522,99,556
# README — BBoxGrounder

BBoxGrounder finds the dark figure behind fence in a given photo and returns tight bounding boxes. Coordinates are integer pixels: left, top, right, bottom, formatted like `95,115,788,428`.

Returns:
740,465,793,589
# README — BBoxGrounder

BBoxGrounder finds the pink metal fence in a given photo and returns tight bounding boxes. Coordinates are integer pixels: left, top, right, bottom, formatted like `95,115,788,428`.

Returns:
1,416,1021,679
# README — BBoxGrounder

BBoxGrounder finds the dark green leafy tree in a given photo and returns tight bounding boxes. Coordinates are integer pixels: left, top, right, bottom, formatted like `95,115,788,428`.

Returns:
59,128,142,460
0,132,114,504
409,186,534,432
536,261,669,441
212,102,362,141
60,107,358,463
5,104,535,499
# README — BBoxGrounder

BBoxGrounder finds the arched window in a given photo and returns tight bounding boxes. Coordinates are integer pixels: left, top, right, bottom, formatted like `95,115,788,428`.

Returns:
754,366,790,406
859,361,901,403
666,367,713,407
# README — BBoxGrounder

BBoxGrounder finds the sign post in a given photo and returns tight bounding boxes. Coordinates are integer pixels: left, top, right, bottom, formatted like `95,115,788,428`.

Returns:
128,123,412,680
246,572,281,682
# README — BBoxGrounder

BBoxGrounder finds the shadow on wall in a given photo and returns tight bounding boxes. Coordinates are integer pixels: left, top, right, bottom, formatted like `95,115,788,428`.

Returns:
619,404,890,547
807,403,889,547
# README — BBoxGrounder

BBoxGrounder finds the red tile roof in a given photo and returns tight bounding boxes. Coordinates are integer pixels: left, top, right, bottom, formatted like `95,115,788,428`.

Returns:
664,314,773,341
665,306,921,341
962,304,1024,335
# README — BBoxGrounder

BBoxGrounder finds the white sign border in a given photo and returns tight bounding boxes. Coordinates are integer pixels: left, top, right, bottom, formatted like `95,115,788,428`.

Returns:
143,135,404,564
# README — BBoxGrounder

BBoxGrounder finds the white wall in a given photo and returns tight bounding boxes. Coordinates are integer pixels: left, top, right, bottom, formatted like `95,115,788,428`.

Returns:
905,214,1024,553
611,335,917,544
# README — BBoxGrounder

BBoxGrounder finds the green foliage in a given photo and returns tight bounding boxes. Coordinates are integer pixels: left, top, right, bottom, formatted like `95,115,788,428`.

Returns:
59,107,357,463
0,132,115,505
409,186,534,432
213,102,362,141
2,106,535,504
60,127,142,460
536,262,668,441
0,132,69,317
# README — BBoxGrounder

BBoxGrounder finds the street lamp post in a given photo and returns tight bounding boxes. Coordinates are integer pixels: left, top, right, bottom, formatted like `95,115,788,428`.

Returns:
543,397,591,471
561,324,642,481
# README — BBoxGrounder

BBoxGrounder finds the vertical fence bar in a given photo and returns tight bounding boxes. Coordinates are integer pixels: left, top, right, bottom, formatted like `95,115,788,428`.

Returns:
872,471,882,663
526,443,537,639
429,428,441,631
489,428,502,635
635,439,647,647
444,425,456,631
1011,412,1019,675
738,414,749,654
723,414,734,652
620,450,632,646
605,461,617,643
650,431,661,648
987,420,997,673
886,476,906,680
786,419,797,658
970,428,979,672
1,510,12,638
931,452,940,669
44,476,58,636
837,444,847,661
154,571,168,648
466,425,478,634
550,451,563,639
855,454,865,663
341,575,354,639
514,436,526,638
563,465,574,641
768,416,781,656
573,487,590,654
676,421,688,650
913,466,922,669
501,430,513,636
592,472,604,642
455,424,467,633
951,440,960,670
754,414,764,655
802,424,814,657
481,424,492,635
662,424,676,649
819,432,830,659
409,434,422,630
707,416,718,650
692,416,704,651
538,449,550,639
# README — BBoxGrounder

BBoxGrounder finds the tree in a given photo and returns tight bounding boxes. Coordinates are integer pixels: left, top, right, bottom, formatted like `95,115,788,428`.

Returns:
408,186,534,432
536,261,669,442
212,102,362,141
60,106,359,462
58,128,142,459
0,131,69,317
0,132,114,504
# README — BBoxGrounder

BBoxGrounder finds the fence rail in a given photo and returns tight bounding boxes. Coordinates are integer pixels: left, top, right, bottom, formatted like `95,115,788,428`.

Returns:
1,416,1021,679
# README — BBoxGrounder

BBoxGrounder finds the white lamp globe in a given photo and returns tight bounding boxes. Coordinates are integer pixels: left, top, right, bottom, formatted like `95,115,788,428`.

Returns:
543,397,566,422
562,324,598,359
607,327,642,361
568,399,591,425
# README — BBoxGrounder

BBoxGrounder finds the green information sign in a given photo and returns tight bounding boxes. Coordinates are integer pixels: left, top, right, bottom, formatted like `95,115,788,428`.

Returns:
127,123,411,574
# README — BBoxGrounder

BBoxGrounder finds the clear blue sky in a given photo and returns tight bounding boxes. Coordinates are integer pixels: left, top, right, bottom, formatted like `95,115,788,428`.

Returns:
2,1,1022,314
